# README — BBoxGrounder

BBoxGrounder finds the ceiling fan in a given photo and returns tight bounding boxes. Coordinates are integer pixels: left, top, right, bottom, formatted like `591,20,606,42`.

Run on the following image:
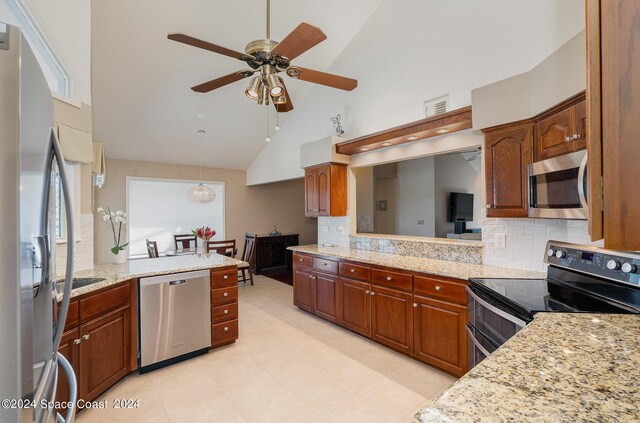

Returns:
167,0,357,113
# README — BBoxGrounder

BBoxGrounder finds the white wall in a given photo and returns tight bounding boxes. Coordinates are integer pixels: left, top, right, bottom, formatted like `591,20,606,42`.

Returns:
1,0,92,104
396,157,435,236
247,0,585,185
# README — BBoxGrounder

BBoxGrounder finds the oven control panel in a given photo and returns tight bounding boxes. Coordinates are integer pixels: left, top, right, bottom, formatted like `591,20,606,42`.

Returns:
545,241,640,287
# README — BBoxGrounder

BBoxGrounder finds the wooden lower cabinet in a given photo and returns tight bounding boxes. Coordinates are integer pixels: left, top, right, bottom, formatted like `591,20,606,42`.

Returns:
413,294,467,377
338,278,371,338
293,267,315,313
79,306,131,401
293,254,469,377
371,286,413,355
56,329,80,415
315,272,338,323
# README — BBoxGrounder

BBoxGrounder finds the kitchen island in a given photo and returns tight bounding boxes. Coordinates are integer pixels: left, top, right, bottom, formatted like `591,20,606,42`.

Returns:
414,313,640,422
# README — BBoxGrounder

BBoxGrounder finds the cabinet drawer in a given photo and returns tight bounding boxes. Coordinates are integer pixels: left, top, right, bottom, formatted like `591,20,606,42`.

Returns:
313,257,338,274
211,302,238,323
80,283,130,322
58,299,79,330
338,262,371,281
211,269,237,288
414,275,467,305
293,253,313,269
211,319,238,347
211,286,238,306
371,268,412,291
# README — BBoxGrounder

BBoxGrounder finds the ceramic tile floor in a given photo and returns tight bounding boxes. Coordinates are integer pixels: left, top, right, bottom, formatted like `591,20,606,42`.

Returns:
76,275,455,423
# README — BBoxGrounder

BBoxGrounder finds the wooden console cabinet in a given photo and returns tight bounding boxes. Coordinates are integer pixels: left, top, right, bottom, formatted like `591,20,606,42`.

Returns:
293,252,468,377
246,233,299,274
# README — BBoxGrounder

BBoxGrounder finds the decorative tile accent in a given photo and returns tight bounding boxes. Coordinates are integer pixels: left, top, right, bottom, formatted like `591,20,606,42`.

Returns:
349,233,483,264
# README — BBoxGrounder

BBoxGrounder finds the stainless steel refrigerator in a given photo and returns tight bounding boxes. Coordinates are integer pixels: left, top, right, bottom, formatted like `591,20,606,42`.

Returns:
0,24,77,422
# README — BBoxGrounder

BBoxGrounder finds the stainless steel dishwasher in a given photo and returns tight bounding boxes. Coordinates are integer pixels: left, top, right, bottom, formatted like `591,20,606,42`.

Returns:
139,270,211,372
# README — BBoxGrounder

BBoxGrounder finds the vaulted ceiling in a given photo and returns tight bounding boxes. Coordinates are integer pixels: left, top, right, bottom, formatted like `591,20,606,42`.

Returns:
91,0,383,169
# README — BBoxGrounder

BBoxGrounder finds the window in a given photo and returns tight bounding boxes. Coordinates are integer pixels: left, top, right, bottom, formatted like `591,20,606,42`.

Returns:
55,161,79,242
127,178,225,257
1,0,72,96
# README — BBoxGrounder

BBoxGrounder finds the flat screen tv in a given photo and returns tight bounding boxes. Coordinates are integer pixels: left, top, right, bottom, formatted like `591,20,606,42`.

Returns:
449,192,474,223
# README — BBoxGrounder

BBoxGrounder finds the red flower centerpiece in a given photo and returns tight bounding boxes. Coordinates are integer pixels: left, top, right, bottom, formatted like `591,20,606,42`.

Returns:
192,226,216,253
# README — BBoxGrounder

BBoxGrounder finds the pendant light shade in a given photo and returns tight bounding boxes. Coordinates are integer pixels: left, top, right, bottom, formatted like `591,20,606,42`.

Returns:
245,76,262,100
188,183,216,203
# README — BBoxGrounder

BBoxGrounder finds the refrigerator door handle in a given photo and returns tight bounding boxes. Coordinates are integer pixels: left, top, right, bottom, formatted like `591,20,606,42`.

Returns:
48,127,75,352
55,353,77,423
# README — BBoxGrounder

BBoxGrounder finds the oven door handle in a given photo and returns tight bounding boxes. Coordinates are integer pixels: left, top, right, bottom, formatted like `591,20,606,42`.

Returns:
465,324,492,358
577,152,588,211
466,287,527,328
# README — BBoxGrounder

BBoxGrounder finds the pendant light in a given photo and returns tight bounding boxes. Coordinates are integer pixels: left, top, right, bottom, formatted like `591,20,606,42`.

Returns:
188,130,216,203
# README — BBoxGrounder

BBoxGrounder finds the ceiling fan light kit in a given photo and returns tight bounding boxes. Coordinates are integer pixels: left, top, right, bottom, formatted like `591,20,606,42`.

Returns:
167,0,358,113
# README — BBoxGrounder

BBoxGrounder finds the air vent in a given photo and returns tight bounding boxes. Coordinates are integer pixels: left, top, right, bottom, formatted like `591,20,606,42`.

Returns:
424,95,449,117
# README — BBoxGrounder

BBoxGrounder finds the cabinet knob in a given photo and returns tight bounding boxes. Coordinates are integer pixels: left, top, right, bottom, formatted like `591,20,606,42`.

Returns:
73,338,81,345
565,136,571,142
435,285,441,291
224,309,229,314
370,291,376,296
386,276,392,281
573,133,582,140
223,292,228,297
82,334,90,341
223,275,228,279
365,290,370,294
413,303,418,308
350,268,356,273
224,327,229,332
486,204,491,209
299,258,304,262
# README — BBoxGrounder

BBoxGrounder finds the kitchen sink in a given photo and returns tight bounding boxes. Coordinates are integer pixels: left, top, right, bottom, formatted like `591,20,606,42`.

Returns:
57,277,106,292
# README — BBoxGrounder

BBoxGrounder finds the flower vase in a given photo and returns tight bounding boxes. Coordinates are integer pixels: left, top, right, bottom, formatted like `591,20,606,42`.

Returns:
114,251,127,264
204,242,210,254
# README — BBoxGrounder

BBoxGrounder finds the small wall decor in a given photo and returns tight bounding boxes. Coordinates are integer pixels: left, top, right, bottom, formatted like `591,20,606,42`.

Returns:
377,200,388,211
269,225,282,236
331,114,345,137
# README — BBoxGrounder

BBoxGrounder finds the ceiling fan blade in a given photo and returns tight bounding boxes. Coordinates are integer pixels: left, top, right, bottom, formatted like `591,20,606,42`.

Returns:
191,71,253,93
168,33,254,61
290,67,357,91
272,23,327,61
273,83,294,113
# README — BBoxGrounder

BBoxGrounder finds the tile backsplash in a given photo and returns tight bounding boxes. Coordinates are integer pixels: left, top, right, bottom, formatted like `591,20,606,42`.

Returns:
317,216,351,248
56,213,94,277
482,217,603,272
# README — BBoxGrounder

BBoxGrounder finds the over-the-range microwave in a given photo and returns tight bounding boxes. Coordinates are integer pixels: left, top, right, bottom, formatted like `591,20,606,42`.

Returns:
528,150,588,219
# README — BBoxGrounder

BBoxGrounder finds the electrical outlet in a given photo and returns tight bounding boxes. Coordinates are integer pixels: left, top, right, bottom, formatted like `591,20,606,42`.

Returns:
495,234,506,249
417,220,425,225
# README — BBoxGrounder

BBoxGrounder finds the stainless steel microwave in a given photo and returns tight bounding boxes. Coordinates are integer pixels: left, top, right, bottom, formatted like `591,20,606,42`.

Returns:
528,150,588,219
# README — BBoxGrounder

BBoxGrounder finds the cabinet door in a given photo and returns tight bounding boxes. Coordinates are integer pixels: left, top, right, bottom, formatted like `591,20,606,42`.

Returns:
413,295,467,377
535,108,573,161
304,168,318,217
56,328,80,408
601,0,640,250
79,307,131,401
484,123,533,217
314,272,338,323
316,165,331,216
572,100,587,151
338,278,371,337
293,267,315,313
371,286,413,355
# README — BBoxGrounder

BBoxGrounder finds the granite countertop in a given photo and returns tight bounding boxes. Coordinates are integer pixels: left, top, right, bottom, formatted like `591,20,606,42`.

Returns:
351,233,484,247
288,245,544,280
414,313,640,423
57,253,243,300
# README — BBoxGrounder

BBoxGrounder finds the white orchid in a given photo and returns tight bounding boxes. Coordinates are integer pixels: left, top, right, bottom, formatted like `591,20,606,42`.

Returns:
97,206,129,255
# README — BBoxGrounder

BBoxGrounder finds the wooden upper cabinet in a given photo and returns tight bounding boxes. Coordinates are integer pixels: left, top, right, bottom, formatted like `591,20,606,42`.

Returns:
599,0,640,250
304,163,348,218
535,94,587,161
483,122,533,218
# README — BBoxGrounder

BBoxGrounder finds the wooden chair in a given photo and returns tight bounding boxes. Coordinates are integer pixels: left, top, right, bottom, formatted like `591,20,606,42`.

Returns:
146,239,159,258
174,234,196,250
238,236,256,286
206,239,238,257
